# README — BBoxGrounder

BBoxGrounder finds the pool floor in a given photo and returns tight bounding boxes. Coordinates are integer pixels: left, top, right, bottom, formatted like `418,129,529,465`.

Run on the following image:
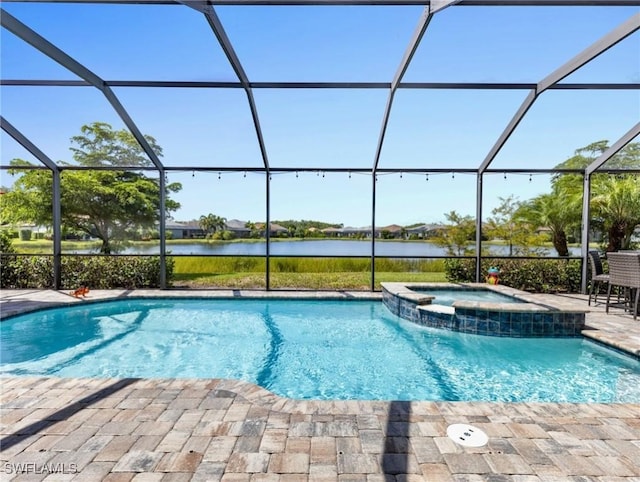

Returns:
2,298,638,402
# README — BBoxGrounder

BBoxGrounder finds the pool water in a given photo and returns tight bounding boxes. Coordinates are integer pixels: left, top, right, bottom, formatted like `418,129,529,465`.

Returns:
1,299,639,402
411,288,524,306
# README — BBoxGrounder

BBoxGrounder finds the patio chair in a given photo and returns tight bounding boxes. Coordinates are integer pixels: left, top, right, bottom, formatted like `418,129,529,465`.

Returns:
587,250,609,306
605,252,640,320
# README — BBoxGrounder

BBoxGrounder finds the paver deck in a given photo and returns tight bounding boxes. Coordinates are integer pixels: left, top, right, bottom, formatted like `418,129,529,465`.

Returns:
1,289,639,481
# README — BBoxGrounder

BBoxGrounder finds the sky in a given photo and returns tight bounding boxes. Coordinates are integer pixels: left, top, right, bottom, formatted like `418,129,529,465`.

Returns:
1,2,639,227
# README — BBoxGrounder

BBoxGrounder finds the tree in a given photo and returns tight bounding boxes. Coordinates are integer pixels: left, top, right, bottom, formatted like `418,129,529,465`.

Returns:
485,196,543,256
0,230,15,254
433,211,476,256
0,122,182,254
69,122,158,167
245,221,260,239
591,175,640,252
520,190,579,257
552,140,640,252
199,213,227,237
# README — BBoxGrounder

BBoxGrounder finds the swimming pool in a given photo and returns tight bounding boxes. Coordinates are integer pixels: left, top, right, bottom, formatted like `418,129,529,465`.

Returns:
382,282,586,337
1,298,638,402
410,288,524,306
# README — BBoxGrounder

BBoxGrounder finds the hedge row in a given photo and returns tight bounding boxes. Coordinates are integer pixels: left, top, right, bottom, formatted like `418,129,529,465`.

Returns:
0,255,174,289
444,258,582,293
1,254,582,293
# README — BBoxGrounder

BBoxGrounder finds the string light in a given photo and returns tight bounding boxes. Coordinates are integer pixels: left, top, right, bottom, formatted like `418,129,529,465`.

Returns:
218,172,221,180
192,170,195,178
400,172,403,179
295,171,298,178
243,171,246,178
451,173,455,179
529,174,532,182
348,171,351,179
504,172,507,180
425,173,429,181
322,171,325,178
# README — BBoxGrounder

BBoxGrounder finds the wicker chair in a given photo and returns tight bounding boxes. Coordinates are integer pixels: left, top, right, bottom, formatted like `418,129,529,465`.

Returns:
587,250,609,306
605,252,640,320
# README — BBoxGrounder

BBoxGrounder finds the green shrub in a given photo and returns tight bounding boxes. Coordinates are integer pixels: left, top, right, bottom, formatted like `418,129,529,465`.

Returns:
0,255,54,288
212,230,235,241
19,229,32,241
443,258,476,283
445,257,582,293
0,231,15,254
0,255,174,289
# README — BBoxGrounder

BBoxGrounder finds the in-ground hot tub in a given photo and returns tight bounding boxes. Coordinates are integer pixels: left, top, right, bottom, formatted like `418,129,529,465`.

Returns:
381,282,586,337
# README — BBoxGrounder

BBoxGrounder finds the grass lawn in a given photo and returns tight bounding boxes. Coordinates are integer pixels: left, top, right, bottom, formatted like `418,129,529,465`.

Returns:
172,271,447,290
171,256,447,289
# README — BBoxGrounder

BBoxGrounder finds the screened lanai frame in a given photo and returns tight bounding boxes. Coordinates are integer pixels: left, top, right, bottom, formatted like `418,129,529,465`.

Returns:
1,0,639,292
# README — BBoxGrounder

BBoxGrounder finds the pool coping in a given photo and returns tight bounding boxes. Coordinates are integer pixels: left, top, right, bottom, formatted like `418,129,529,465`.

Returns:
0,288,382,320
380,282,585,312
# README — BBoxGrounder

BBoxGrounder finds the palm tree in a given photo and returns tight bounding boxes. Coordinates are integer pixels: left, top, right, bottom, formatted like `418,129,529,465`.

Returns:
549,140,639,253
591,175,640,252
199,213,227,237
521,191,580,257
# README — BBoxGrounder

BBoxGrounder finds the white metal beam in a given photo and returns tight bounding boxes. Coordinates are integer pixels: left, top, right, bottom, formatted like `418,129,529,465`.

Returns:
178,0,271,171
538,13,640,93
585,122,640,175
478,13,640,174
0,8,165,172
1,116,58,171
580,121,640,292
372,8,433,172
1,116,63,288
2,0,640,5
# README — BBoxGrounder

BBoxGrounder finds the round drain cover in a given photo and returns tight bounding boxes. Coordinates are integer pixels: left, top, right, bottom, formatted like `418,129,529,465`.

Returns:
446,424,488,447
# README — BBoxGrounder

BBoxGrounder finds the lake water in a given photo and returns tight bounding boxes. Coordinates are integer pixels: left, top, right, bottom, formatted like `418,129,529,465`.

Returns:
67,239,581,257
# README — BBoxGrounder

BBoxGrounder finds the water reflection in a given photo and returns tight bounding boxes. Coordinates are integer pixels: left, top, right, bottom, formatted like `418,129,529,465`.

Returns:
64,239,582,257
0,302,156,364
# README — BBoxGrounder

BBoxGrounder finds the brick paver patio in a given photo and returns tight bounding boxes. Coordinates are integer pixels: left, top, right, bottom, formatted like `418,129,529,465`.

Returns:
1,289,639,481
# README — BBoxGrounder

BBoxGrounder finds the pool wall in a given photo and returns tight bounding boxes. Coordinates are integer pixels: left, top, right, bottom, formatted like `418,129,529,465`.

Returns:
381,282,586,337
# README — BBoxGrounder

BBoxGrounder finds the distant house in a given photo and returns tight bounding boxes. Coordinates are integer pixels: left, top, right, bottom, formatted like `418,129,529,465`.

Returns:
378,224,404,238
166,220,205,239
255,222,289,236
406,223,446,239
225,219,251,238
342,226,371,238
321,227,343,237
3,223,50,240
